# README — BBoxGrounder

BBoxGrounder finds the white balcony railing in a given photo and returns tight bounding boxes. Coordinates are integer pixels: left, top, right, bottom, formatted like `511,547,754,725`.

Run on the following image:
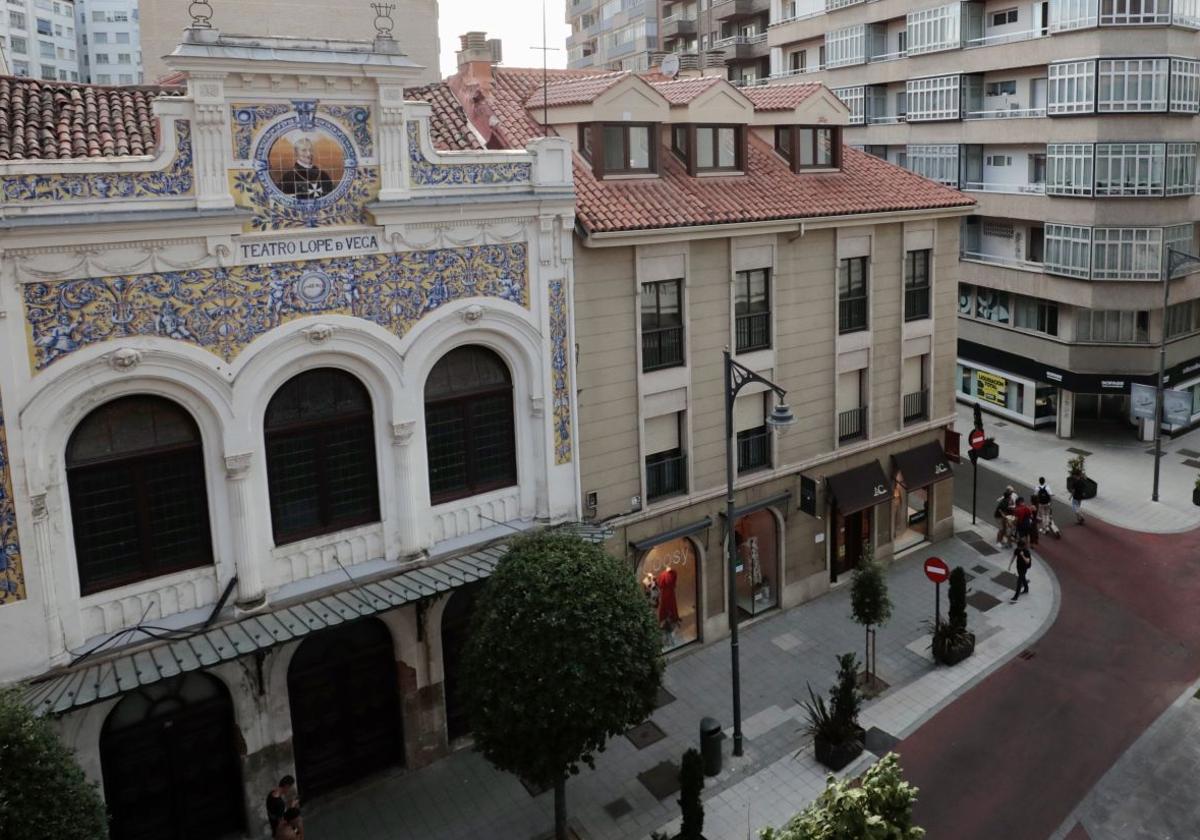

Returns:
962,181,1047,195
662,12,698,24
769,8,824,27
960,250,1045,271
964,107,1047,120
869,49,907,62
714,32,769,47
769,64,825,79
867,114,906,124
964,27,1048,47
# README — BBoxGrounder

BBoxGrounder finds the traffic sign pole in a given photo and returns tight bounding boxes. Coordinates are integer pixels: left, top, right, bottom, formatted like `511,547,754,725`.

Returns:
924,557,950,628
935,581,941,627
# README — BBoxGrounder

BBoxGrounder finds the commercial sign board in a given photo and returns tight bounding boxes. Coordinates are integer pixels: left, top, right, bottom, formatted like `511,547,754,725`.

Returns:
1131,383,1193,425
976,370,1007,407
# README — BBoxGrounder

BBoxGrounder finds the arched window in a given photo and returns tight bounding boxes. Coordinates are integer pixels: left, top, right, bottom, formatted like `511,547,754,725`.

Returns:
265,368,380,544
67,396,212,595
424,346,517,503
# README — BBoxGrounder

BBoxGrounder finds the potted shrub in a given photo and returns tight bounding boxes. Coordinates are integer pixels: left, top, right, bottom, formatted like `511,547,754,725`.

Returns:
931,566,975,666
980,437,999,460
1193,475,1200,507
802,653,865,771
1066,454,1098,499
678,748,705,840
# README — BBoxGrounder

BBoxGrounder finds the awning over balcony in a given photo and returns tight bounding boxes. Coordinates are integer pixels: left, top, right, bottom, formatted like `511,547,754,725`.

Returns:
22,544,508,718
826,460,892,516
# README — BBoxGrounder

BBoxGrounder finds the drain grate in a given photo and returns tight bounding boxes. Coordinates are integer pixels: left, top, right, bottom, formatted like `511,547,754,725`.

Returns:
972,564,989,574
1180,448,1200,458
603,797,634,819
1066,447,1093,456
625,720,667,750
1184,459,1200,470
638,760,682,800
1018,650,1036,660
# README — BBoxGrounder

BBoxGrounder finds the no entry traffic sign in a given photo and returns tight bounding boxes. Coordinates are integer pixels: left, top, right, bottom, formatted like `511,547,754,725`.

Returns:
924,556,949,584
968,429,986,451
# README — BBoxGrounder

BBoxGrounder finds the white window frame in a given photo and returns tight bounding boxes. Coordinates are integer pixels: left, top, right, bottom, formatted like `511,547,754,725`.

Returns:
906,3,962,55
1045,223,1092,278
1097,58,1168,112
1100,0,1170,24
905,74,962,121
826,0,866,9
1174,0,1200,27
1050,0,1098,29
825,24,866,68
1048,60,1096,114
832,85,865,124
1165,223,1196,258
1094,142,1165,197
1047,143,1095,196
1166,143,1197,196
1170,59,1200,113
906,144,960,186
1076,309,1150,342
1092,227,1162,280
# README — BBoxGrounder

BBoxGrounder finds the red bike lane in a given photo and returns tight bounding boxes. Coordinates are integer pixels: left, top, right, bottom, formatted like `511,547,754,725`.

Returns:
897,502,1200,839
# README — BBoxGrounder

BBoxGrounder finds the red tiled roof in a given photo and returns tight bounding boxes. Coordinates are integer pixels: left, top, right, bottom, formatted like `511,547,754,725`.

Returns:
741,82,823,111
649,76,725,105
481,68,974,235
405,82,484,151
0,76,183,161
524,71,629,109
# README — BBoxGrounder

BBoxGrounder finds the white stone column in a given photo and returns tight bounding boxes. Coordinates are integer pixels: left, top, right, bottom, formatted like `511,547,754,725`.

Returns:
31,493,68,666
224,453,266,609
190,73,235,209
377,86,410,201
391,422,424,560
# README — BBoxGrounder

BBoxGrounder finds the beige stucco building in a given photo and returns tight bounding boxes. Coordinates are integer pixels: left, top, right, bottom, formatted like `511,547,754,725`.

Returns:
758,0,1200,439
140,0,441,83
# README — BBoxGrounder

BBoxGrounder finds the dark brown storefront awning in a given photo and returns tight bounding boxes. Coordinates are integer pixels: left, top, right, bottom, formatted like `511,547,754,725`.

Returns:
826,460,892,515
893,441,953,490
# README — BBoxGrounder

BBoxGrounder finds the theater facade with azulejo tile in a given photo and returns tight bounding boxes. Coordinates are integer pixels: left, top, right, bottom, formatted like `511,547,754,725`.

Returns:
0,25,577,838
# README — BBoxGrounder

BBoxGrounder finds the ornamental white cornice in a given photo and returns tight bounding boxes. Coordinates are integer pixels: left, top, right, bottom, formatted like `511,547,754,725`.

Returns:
9,239,218,283
384,219,528,252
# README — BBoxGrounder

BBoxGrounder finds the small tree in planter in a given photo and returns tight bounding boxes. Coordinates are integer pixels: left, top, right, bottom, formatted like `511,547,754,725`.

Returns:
1067,453,1097,499
1192,475,1200,507
849,543,892,692
802,653,865,771
931,566,975,666
678,748,705,840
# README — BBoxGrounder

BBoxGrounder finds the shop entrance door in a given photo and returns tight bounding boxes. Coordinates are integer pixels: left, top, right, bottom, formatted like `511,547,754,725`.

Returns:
287,618,403,799
101,673,245,840
831,508,871,582
892,480,929,552
440,585,480,743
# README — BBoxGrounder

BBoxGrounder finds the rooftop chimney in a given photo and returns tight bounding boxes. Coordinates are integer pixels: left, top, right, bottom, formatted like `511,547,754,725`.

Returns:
456,31,500,92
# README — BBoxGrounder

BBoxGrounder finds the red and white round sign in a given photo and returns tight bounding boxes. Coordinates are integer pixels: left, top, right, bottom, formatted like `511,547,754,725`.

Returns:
968,429,986,451
924,556,950,584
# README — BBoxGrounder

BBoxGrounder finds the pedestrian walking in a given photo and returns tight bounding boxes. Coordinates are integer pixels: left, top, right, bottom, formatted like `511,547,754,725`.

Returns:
1034,477,1053,533
995,485,1016,547
273,807,304,840
1014,496,1037,547
1008,540,1031,602
266,776,298,837
1068,469,1086,524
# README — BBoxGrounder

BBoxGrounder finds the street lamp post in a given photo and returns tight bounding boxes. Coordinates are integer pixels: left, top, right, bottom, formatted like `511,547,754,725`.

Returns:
724,349,795,758
1152,247,1200,502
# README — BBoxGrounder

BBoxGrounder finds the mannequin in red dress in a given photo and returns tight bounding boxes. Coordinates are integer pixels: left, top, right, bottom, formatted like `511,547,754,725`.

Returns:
656,567,679,628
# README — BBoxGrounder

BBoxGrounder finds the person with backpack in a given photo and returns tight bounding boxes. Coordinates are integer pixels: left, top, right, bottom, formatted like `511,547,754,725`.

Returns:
1008,539,1032,602
994,486,1015,547
1013,496,1036,546
1034,477,1052,533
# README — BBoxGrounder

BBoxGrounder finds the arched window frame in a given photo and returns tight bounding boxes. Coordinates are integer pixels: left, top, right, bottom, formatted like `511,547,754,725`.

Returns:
424,346,518,504
66,395,213,596
264,368,381,545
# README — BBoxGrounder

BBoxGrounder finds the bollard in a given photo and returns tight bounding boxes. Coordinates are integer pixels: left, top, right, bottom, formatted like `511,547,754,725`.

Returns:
700,716,722,777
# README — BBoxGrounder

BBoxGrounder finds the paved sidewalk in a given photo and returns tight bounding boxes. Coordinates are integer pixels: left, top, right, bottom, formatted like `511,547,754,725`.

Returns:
304,510,1056,840
955,403,1200,534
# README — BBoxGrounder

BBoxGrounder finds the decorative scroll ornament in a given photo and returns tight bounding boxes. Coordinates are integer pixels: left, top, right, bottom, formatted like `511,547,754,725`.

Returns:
370,3,396,37
106,348,142,371
302,323,335,344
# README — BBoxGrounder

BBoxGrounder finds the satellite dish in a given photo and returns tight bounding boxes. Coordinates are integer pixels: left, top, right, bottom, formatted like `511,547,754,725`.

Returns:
661,53,680,78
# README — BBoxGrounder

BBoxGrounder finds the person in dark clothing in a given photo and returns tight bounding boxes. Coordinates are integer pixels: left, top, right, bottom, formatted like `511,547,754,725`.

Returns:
278,136,334,199
1069,469,1086,524
1009,540,1032,602
266,775,298,834
274,807,304,840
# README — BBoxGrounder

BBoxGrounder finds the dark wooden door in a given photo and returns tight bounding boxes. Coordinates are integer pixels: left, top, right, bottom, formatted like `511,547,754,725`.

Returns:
102,675,244,840
832,509,870,581
287,618,403,798
440,585,479,742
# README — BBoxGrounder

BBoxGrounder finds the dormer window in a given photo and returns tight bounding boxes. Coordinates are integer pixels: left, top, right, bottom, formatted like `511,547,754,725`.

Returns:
671,124,746,175
580,122,658,177
775,125,842,173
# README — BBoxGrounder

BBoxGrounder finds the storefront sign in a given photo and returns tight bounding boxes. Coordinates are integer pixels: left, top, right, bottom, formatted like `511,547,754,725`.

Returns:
1101,380,1125,390
976,370,1007,407
1165,388,1192,425
1045,371,1063,383
1130,384,1192,425
238,229,381,264
1131,383,1157,421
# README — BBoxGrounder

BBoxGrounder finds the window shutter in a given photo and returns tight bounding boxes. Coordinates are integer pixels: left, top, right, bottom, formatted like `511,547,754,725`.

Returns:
644,413,681,454
734,394,765,433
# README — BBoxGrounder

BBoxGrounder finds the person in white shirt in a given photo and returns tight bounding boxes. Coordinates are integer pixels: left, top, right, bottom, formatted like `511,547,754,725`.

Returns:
1034,477,1053,534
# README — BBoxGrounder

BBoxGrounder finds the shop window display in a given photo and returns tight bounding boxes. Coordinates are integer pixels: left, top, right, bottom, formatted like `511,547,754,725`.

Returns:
734,510,780,617
638,537,700,652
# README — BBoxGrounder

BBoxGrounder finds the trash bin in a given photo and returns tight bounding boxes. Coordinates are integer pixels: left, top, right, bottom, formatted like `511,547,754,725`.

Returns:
700,717,722,777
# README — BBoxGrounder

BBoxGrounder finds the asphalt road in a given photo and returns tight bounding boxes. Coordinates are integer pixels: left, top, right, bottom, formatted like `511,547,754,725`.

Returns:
894,462,1200,840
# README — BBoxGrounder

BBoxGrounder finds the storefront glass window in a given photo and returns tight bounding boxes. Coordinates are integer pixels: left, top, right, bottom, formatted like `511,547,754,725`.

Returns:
733,510,779,617
892,472,928,552
638,537,700,652
1035,386,1057,418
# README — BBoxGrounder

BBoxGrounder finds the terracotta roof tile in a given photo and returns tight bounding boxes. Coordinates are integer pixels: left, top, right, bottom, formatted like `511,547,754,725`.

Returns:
405,82,483,151
649,76,725,105
483,68,974,235
741,82,823,111
524,71,629,109
0,76,182,162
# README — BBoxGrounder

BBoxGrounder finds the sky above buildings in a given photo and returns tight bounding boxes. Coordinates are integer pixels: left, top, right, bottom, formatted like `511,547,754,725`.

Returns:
437,0,572,77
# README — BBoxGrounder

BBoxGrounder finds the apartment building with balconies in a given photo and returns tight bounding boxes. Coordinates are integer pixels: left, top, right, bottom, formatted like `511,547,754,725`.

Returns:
762,0,1200,438
567,0,662,70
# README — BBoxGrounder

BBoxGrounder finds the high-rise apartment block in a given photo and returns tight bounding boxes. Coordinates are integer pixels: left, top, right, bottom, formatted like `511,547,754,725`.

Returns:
0,0,81,81
760,0,1200,438
74,0,141,84
566,0,661,70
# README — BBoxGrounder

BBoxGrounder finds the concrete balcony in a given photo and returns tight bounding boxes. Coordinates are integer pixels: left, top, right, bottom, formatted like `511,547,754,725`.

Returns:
713,0,770,21
714,32,769,60
662,14,697,38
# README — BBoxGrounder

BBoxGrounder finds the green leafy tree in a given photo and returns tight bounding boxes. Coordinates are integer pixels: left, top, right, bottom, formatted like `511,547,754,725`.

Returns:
462,530,664,840
849,544,892,683
760,753,925,840
678,748,705,840
0,688,108,840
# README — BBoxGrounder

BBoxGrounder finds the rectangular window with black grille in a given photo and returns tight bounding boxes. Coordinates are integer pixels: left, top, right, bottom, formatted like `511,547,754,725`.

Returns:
642,279,685,371
646,448,688,500
904,249,932,322
838,256,869,334
737,426,772,473
735,268,771,352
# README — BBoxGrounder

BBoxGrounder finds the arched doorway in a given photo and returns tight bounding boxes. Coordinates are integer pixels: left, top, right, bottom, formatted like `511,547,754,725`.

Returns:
440,585,480,743
100,672,244,840
287,618,403,798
